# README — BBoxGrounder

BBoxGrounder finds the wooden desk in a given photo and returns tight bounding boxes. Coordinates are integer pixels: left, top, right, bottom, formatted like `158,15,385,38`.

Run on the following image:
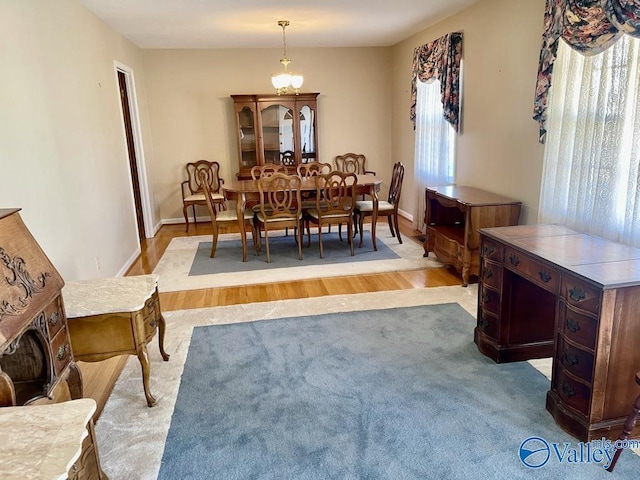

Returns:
476,224,640,441
63,274,170,407
223,174,382,259
423,186,522,286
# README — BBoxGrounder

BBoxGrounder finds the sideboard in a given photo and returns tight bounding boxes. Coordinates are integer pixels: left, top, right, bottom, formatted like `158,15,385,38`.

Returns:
476,224,640,442
423,186,522,286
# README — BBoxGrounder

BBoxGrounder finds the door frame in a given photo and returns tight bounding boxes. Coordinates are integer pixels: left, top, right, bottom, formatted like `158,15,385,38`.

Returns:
114,61,154,239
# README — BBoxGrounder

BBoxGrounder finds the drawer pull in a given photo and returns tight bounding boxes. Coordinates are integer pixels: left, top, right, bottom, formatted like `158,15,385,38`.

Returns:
483,269,494,280
56,344,68,360
483,245,495,257
146,299,157,310
562,382,576,397
509,254,520,267
568,287,586,302
562,351,579,366
149,318,157,328
566,317,581,333
48,311,59,326
482,292,492,304
538,271,552,283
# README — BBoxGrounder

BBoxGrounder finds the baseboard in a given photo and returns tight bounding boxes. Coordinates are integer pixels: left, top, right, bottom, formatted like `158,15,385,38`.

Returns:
118,246,142,277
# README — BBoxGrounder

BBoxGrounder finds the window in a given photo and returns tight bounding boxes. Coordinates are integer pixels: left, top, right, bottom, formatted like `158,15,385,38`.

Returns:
539,35,640,247
414,78,456,230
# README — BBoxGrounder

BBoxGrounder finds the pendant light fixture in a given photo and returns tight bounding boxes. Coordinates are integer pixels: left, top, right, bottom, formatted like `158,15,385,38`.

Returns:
271,20,303,95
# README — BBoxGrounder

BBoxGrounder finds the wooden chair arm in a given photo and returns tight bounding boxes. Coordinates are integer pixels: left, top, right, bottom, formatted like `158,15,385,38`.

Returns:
365,170,376,176
181,180,189,200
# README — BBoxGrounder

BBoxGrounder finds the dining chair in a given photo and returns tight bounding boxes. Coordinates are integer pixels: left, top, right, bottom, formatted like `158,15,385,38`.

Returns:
606,371,640,472
181,160,225,232
305,171,357,258
354,162,405,247
297,162,333,241
280,150,296,166
334,153,375,176
200,170,255,262
250,163,286,180
254,173,303,263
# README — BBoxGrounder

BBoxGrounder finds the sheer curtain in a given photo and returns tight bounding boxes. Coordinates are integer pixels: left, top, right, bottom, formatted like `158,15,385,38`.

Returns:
414,78,456,231
539,34,640,247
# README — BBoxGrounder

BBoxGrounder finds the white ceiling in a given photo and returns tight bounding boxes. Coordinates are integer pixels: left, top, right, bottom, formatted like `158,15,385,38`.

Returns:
80,0,479,49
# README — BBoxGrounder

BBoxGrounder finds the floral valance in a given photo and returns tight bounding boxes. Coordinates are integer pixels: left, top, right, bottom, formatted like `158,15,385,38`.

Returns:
410,32,463,132
534,0,640,143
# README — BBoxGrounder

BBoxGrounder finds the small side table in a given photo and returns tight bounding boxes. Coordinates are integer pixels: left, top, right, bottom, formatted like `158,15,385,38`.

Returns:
0,398,107,479
63,274,170,407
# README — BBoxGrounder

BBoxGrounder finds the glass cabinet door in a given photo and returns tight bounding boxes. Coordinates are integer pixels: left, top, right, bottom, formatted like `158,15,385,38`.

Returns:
260,104,295,166
237,105,257,169
299,104,316,163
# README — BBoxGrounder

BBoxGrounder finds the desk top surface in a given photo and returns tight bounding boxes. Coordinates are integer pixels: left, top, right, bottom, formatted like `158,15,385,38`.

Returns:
63,274,159,318
0,398,96,480
427,185,521,206
481,224,640,289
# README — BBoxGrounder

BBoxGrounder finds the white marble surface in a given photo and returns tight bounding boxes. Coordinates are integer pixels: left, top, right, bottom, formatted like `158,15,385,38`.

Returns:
0,398,96,480
63,274,159,318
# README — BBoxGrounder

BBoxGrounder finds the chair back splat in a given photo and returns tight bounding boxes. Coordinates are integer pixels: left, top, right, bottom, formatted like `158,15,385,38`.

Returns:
250,163,286,180
306,171,357,258
254,173,303,263
334,153,375,176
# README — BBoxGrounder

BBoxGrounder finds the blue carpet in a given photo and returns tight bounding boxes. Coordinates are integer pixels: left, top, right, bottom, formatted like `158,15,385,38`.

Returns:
188,230,399,275
158,304,639,479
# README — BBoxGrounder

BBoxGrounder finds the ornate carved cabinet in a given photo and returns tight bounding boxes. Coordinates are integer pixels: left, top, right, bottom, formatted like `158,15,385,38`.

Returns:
0,208,82,406
231,93,319,179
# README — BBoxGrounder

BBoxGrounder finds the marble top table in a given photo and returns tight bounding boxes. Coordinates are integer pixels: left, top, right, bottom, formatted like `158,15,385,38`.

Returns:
63,274,160,318
62,274,169,407
0,398,96,479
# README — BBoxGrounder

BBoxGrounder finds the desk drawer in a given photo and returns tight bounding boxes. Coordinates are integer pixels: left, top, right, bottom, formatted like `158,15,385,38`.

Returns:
558,304,598,350
504,247,560,293
45,296,65,339
556,337,594,383
50,326,72,376
481,259,502,289
554,368,591,416
480,239,503,262
479,284,501,315
477,309,500,339
561,277,600,314
434,233,460,263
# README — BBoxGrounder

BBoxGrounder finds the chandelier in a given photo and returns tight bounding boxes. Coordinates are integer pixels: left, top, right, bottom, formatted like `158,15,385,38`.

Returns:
271,20,303,95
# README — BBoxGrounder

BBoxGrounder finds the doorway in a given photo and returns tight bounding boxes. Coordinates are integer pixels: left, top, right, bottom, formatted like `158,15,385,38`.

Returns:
115,63,153,241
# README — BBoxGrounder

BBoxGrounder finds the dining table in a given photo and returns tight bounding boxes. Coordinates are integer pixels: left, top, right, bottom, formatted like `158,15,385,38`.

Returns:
222,174,383,262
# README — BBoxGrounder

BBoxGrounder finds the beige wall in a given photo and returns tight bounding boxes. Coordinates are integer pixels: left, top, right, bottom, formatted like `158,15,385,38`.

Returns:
391,0,547,225
142,47,393,221
0,0,156,279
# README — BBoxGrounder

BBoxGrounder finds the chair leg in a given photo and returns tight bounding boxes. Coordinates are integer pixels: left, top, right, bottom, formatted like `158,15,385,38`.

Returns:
318,223,324,259
348,221,354,256
296,222,303,260
210,221,219,258
183,205,190,232
358,213,366,248
264,228,271,263
394,213,403,244
191,205,198,230
388,216,396,237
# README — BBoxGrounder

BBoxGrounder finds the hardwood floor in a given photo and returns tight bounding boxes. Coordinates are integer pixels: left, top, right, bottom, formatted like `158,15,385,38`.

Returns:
82,216,463,418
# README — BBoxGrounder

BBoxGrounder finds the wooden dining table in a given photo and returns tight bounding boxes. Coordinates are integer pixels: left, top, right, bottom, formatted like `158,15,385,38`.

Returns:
222,174,383,261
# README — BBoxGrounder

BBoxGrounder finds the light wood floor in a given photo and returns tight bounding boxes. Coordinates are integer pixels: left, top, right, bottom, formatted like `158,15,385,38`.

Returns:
82,216,463,418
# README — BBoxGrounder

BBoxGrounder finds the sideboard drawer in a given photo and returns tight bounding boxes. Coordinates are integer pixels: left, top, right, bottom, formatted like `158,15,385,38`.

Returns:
561,277,600,314
45,296,65,340
504,247,560,293
434,233,460,263
477,309,500,340
481,239,503,262
50,326,72,376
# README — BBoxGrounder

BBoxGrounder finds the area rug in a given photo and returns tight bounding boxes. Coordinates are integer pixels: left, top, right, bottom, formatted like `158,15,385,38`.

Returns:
94,287,639,479
153,227,442,292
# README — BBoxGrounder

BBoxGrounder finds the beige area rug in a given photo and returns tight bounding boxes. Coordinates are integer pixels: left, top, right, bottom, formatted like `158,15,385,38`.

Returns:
152,226,443,292
95,285,488,479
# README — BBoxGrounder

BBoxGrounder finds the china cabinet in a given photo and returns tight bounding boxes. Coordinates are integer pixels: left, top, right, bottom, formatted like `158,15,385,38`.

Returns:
231,93,319,179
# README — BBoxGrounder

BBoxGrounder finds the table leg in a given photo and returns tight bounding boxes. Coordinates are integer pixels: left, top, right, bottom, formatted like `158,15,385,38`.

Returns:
136,345,157,407
238,193,248,262
67,362,84,400
371,187,379,251
157,314,170,361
